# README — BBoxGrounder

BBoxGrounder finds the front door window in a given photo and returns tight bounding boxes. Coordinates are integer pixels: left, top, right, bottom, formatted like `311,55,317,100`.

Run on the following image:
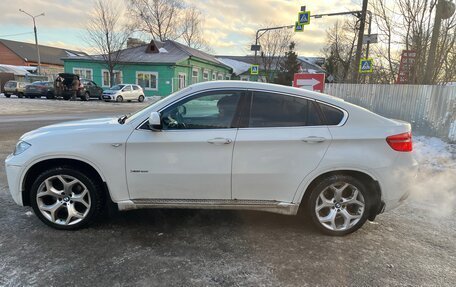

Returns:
161,91,243,130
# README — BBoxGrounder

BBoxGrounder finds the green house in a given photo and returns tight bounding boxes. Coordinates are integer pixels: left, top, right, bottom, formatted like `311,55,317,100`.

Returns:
62,40,232,97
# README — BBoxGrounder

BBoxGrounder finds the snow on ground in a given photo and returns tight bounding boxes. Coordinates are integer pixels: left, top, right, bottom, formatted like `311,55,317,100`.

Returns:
409,136,456,217
414,136,455,170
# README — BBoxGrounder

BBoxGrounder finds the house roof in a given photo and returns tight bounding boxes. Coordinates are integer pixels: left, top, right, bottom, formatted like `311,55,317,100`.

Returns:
63,40,231,70
0,39,88,66
216,55,326,75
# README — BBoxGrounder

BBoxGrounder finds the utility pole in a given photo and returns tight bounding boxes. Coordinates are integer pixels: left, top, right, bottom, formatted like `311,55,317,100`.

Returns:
423,0,456,84
19,9,45,75
352,0,368,83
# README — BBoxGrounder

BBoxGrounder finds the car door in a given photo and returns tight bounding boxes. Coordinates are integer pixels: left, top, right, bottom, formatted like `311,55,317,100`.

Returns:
232,91,332,202
121,85,132,100
126,89,245,200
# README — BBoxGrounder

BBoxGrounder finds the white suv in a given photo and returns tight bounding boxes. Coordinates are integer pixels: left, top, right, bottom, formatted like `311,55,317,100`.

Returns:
5,81,417,235
102,84,145,102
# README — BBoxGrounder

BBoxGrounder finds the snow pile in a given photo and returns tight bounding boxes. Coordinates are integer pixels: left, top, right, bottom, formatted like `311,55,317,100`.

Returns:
414,136,455,170
409,136,456,217
159,47,169,53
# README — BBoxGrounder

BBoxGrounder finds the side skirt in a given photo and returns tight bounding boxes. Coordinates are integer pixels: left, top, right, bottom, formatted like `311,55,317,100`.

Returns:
117,199,300,215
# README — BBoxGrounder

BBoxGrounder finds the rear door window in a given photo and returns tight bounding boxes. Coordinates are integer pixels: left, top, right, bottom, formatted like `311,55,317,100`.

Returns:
248,92,323,127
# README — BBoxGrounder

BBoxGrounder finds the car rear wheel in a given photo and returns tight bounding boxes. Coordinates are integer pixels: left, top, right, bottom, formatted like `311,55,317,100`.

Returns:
4,94,10,98
18,93,24,98
307,175,371,236
30,167,104,230
138,95,145,102
116,95,123,102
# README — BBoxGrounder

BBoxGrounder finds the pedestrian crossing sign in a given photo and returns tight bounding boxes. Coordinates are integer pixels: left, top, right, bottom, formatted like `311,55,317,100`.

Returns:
295,22,304,32
298,11,311,25
359,58,374,73
250,65,259,75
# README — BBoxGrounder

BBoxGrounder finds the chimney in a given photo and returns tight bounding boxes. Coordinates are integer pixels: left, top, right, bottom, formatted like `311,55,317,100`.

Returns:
127,38,146,48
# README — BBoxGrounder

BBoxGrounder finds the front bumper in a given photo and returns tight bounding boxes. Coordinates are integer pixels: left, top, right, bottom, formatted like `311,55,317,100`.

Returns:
5,154,24,206
102,94,115,100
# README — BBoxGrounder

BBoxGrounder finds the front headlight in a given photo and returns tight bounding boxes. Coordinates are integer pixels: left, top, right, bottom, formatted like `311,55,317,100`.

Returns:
14,141,31,155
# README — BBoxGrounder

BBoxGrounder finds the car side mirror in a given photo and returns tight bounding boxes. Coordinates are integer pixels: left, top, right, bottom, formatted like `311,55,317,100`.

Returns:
148,111,162,131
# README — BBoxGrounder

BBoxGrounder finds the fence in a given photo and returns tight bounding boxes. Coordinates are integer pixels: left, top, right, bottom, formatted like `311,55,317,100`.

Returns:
324,84,456,141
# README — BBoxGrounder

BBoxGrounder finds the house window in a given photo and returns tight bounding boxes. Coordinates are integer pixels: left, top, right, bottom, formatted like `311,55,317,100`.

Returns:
102,70,122,87
73,68,92,80
178,73,186,89
212,72,216,81
240,75,250,81
217,74,223,80
203,71,209,81
192,68,199,84
137,71,158,90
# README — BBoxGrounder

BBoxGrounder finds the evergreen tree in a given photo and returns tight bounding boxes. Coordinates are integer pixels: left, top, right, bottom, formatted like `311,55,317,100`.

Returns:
275,42,300,86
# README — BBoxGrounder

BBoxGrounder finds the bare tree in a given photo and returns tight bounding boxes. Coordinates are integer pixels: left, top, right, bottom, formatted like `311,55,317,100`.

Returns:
128,0,183,41
255,26,294,82
369,0,456,84
84,0,131,86
322,20,358,83
181,6,211,51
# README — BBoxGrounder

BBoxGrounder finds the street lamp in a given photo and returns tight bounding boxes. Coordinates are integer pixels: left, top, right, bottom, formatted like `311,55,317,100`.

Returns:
19,9,45,75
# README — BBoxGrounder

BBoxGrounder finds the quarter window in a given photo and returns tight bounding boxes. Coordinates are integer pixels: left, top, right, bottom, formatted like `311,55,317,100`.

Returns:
161,91,243,130
248,92,323,127
318,103,345,125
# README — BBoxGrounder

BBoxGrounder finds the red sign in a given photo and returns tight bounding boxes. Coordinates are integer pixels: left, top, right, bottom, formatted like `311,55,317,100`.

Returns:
396,50,416,84
293,73,325,93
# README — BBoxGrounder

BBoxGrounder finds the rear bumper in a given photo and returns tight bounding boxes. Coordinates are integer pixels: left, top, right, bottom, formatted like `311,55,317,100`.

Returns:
374,153,418,212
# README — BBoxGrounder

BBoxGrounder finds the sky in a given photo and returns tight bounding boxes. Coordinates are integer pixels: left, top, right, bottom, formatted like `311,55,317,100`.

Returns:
0,0,364,57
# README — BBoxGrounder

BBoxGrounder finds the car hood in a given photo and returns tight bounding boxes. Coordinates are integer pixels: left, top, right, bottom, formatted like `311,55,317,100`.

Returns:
21,117,119,141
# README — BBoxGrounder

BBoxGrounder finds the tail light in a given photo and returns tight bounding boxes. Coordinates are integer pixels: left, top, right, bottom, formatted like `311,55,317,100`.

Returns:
386,132,412,152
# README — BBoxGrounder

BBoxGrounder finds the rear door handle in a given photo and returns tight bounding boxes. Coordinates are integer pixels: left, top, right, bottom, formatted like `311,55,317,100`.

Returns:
207,138,232,145
302,136,327,143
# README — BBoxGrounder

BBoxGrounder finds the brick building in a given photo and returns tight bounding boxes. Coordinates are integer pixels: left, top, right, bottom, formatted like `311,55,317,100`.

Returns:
0,39,87,79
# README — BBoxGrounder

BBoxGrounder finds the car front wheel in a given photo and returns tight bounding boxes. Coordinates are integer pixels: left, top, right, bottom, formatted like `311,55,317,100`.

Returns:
116,95,123,102
30,167,104,230
307,175,371,236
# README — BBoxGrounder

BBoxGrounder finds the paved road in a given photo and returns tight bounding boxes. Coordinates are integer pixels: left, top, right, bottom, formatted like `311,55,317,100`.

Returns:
0,99,455,286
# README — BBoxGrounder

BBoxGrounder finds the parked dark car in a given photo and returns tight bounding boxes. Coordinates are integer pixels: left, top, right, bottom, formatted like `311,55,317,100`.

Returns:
56,73,103,101
24,81,54,99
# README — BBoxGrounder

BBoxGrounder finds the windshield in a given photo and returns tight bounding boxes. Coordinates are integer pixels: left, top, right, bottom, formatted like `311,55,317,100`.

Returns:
110,85,125,90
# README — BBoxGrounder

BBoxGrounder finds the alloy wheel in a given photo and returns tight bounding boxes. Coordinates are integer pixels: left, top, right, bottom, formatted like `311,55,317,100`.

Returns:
36,175,91,226
315,182,365,231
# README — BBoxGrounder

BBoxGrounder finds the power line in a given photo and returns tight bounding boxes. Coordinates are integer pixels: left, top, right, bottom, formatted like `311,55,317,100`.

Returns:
0,32,34,38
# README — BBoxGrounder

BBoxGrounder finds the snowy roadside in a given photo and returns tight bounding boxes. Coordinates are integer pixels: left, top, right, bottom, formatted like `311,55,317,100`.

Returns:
408,136,456,217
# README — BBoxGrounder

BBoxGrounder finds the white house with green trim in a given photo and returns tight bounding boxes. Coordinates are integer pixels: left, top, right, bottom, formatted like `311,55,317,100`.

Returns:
63,40,232,97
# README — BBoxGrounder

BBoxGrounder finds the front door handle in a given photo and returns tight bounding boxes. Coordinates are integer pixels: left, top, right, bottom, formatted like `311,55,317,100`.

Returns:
302,136,327,143
207,138,232,145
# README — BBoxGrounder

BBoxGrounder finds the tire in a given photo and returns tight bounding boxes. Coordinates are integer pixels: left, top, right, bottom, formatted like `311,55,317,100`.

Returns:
30,166,105,230
116,95,123,102
46,92,55,100
29,95,35,99
5,94,10,98
138,95,145,102
306,175,372,236
18,93,24,98
82,92,90,101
